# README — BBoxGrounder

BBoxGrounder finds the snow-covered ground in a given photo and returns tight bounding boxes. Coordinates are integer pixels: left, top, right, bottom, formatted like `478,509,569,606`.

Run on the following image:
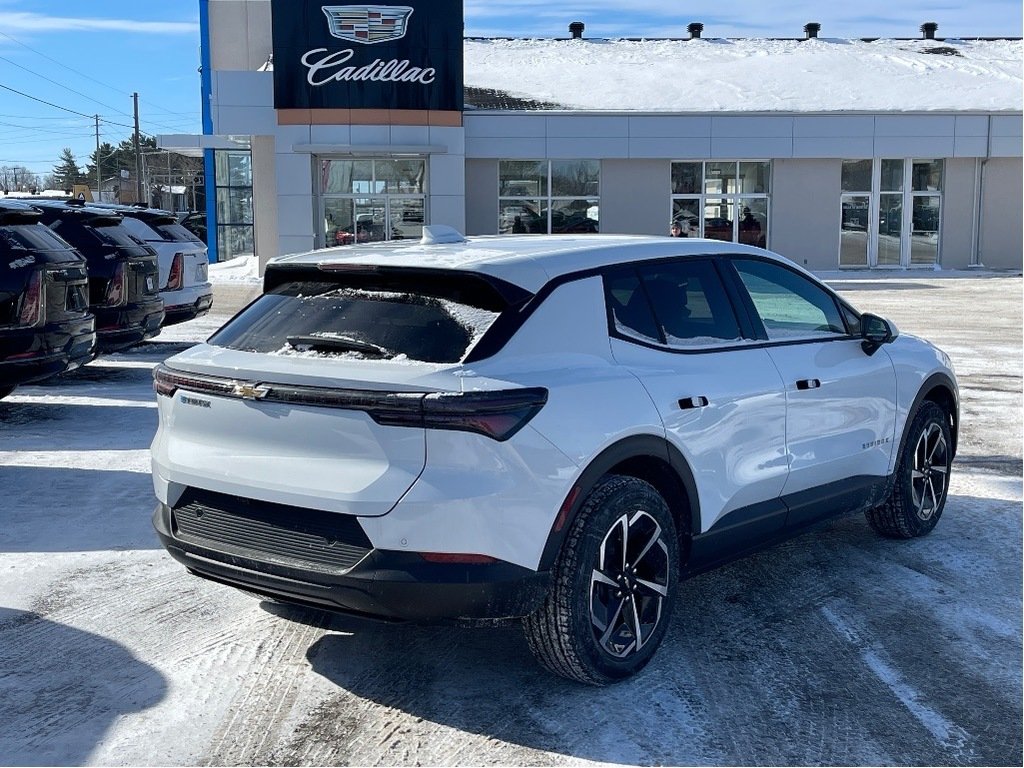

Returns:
0,274,1020,766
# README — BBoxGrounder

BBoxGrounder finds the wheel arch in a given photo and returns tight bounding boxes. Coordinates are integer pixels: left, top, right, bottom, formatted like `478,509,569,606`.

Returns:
903,372,959,462
537,435,700,571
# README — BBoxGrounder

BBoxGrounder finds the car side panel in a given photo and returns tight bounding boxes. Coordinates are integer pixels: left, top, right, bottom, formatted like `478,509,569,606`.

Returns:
767,337,899,498
882,334,959,473
609,340,790,534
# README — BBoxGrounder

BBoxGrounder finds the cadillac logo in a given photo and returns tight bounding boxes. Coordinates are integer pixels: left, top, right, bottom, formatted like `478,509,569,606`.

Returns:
322,5,414,45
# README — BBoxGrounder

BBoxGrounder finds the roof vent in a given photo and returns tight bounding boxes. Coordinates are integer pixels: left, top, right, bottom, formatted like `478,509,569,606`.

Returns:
804,22,821,39
687,22,704,39
420,225,466,245
921,22,939,39
569,21,585,39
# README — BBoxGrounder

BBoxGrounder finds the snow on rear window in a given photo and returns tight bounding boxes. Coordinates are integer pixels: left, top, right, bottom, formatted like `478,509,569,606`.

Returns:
210,282,501,364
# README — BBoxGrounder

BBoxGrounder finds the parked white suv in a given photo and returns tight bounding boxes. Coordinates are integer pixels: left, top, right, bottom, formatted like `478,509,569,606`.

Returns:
150,229,958,683
97,205,213,325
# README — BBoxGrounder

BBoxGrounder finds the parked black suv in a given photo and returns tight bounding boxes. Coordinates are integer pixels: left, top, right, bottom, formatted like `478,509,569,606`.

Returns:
0,201,96,399
31,201,164,352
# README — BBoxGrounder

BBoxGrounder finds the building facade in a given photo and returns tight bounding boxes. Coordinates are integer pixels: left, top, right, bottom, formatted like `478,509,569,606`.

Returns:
164,0,1023,272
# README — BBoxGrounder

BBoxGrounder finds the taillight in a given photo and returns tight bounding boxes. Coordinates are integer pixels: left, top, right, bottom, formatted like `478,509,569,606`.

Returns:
165,253,184,291
104,263,127,307
152,364,548,441
17,269,44,327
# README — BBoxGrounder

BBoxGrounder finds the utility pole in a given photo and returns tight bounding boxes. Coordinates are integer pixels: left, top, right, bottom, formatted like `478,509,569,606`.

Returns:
94,114,100,202
132,92,143,203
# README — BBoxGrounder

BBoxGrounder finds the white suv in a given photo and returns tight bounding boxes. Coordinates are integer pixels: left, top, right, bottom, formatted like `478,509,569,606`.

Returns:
150,229,958,684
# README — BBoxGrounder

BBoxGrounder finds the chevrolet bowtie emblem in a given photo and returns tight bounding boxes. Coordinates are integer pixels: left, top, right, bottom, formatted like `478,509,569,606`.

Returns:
233,382,271,400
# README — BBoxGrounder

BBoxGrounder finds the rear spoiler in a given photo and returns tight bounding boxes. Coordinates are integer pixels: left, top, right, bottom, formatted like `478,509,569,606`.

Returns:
0,207,42,226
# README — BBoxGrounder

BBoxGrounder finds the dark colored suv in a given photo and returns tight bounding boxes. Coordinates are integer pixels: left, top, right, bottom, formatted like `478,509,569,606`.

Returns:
32,201,164,352
0,201,96,399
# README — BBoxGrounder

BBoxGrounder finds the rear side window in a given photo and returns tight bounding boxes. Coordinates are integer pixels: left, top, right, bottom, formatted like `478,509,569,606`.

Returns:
733,259,846,340
210,277,507,364
605,259,742,347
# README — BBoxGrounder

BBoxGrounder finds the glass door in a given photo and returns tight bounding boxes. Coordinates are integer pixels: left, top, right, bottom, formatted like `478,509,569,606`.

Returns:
840,194,870,267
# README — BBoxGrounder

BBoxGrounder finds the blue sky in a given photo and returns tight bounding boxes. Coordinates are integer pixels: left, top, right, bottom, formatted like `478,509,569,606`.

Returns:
0,0,1020,182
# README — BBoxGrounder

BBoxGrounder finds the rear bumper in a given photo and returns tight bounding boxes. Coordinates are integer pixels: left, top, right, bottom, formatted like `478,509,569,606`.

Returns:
161,289,213,326
94,299,164,352
0,317,96,386
153,502,549,622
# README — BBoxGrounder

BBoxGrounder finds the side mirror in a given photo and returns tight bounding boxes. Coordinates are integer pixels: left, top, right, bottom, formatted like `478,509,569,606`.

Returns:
861,313,898,355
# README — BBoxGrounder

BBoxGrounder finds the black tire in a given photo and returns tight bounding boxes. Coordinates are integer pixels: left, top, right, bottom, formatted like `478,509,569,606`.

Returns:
866,401,952,538
523,475,680,685
0,385,15,400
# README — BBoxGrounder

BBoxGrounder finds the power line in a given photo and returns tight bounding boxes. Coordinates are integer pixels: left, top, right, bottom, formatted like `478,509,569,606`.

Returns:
0,53,136,121
0,81,136,129
0,28,199,121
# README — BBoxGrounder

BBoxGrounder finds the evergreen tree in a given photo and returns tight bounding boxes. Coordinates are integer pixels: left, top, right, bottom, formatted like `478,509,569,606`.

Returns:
85,142,119,185
52,148,84,190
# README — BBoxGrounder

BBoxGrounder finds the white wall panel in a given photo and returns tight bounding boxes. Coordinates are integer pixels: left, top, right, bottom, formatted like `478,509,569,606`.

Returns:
545,115,628,137
308,124,352,145
628,137,711,158
274,154,312,197
350,125,390,144
429,126,466,154
954,115,989,136
276,194,315,238
465,136,547,158
793,136,873,158
216,105,277,136
428,154,466,196
390,125,431,145
989,137,1023,158
874,115,955,136
428,194,466,232
874,136,955,157
793,115,874,137
628,116,711,137
464,115,546,138
546,137,629,158
711,137,793,158
990,115,1023,137
953,136,989,157
711,116,794,138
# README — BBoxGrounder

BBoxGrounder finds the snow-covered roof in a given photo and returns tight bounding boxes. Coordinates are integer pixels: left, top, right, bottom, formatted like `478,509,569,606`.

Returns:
270,234,773,293
463,38,1023,113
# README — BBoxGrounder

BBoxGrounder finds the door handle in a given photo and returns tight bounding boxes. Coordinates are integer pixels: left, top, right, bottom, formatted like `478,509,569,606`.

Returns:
796,378,821,390
678,396,709,409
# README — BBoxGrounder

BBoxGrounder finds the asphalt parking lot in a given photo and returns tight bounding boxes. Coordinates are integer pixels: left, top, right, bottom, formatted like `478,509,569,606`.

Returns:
0,272,1020,766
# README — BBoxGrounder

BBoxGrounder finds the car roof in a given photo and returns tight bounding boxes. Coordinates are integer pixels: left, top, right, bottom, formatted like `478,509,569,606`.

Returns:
28,199,125,222
90,203,176,221
269,234,793,293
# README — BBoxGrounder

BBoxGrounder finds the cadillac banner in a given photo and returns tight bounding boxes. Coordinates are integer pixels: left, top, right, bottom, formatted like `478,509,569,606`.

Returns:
271,0,464,111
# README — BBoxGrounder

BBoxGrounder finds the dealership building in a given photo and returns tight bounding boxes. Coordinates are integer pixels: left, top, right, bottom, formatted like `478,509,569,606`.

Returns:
162,1,1023,272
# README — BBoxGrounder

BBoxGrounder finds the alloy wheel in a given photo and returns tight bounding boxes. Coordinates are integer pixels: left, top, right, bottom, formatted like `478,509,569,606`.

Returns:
589,510,670,658
911,422,949,521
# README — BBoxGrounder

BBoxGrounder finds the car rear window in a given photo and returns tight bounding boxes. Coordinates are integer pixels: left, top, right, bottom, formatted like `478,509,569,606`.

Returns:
0,223,76,254
155,223,202,244
209,277,508,364
50,220,152,258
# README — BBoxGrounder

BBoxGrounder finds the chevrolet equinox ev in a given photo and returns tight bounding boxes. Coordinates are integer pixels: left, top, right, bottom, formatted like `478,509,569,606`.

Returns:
151,228,958,684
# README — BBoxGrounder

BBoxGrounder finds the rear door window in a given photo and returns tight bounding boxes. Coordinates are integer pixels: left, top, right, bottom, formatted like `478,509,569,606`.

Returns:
605,259,743,347
0,223,76,254
209,275,511,364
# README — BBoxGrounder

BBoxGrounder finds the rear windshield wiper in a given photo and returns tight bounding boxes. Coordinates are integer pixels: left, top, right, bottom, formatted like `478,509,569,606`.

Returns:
286,334,391,358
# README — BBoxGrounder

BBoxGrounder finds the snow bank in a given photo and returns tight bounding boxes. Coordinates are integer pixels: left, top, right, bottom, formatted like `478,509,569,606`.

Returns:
209,254,261,284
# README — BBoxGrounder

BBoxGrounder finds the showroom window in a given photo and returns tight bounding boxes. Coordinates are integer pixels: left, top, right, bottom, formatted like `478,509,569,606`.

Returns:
498,160,599,234
839,158,943,268
671,161,770,247
319,158,426,246
214,150,254,261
